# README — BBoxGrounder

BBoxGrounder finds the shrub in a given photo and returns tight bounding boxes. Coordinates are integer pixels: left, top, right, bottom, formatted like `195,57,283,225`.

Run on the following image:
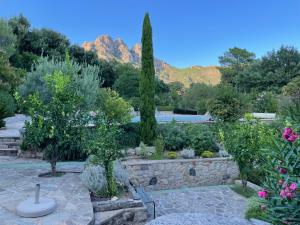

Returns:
173,108,197,115
167,151,177,159
158,122,188,150
96,88,132,124
221,117,275,187
18,57,99,109
201,150,214,158
245,197,267,221
80,165,107,195
180,149,195,159
258,127,300,224
86,117,122,196
154,135,164,159
185,124,217,156
0,90,16,127
208,85,244,122
136,142,155,159
119,123,140,148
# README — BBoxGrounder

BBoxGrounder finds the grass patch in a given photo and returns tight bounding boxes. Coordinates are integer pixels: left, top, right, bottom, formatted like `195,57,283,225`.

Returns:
230,184,256,198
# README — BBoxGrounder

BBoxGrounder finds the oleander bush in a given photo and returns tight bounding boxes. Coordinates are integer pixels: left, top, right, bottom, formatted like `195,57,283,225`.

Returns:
258,127,300,224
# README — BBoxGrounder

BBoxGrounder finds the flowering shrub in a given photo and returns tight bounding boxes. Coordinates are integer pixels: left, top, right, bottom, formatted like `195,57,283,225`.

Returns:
258,127,300,224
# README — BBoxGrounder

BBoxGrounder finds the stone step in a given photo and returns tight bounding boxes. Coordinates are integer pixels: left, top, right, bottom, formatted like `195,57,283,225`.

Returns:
0,142,20,148
0,137,20,143
94,207,147,225
0,148,18,156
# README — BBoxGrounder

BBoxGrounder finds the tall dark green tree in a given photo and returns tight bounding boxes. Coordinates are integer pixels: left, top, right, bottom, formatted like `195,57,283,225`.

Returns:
139,13,156,145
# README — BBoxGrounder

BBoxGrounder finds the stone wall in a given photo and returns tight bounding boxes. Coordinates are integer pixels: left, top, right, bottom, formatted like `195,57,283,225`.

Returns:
123,157,239,191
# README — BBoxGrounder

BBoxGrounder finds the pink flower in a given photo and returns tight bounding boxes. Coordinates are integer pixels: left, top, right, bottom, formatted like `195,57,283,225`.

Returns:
279,167,288,174
288,134,299,142
258,190,268,198
280,189,287,198
289,183,297,191
282,127,299,142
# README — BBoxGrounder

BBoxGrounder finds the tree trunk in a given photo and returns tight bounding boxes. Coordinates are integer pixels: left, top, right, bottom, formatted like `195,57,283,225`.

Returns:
105,161,117,196
50,160,57,176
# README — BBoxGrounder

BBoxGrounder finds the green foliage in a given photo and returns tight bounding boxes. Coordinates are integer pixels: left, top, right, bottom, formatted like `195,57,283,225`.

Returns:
119,123,140,148
86,116,122,196
180,83,215,113
158,121,188,151
113,70,140,99
22,71,89,174
282,76,300,100
230,184,257,198
18,57,99,109
245,197,268,221
208,85,244,122
252,91,278,113
21,28,70,59
139,13,157,144
185,124,217,156
136,142,155,159
0,19,17,58
261,127,300,224
167,151,177,159
0,90,16,127
221,117,275,185
153,135,164,159
219,47,256,87
200,150,214,158
96,88,132,124
0,52,22,91
237,46,300,93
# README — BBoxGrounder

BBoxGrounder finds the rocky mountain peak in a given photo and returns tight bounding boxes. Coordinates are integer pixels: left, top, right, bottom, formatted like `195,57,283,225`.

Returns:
82,35,221,87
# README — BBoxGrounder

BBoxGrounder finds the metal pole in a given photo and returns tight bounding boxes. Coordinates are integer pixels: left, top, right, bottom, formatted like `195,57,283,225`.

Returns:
34,184,40,204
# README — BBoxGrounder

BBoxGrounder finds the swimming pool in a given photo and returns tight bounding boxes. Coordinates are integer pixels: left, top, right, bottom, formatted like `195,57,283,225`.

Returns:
131,114,212,123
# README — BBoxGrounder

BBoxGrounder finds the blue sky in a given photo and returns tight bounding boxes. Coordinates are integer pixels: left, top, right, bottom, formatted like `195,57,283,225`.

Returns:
1,0,300,67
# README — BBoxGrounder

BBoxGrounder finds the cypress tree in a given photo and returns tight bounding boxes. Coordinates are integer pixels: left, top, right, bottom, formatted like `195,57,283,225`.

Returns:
139,13,156,145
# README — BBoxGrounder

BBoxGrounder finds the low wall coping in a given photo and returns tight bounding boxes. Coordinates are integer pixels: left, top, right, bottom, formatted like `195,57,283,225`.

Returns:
123,157,234,166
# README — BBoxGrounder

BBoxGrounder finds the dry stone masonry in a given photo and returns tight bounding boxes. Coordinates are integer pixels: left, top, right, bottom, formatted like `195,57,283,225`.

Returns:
123,157,239,191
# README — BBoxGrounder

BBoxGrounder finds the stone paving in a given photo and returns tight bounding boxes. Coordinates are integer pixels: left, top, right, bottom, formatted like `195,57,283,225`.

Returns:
0,156,92,225
0,114,30,137
146,213,270,225
148,185,247,218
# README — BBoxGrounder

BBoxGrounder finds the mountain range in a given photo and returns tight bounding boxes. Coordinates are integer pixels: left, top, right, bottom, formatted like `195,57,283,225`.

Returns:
82,35,221,87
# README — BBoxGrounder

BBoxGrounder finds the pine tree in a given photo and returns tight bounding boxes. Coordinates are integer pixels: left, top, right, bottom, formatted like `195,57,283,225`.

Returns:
139,13,156,145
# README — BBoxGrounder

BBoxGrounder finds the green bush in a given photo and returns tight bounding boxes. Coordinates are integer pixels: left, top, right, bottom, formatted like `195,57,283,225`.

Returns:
0,90,16,127
153,135,164,159
245,197,267,221
220,118,275,186
158,121,188,150
119,123,140,148
185,124,217,156
201,150,214,158
208,85,245,122
167,151,177,159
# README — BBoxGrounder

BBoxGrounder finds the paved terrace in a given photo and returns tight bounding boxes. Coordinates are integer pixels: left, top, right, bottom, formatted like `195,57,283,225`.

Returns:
0,156,92,225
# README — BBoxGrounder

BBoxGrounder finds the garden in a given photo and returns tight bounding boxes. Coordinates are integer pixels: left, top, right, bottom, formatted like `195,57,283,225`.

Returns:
0,12,300,225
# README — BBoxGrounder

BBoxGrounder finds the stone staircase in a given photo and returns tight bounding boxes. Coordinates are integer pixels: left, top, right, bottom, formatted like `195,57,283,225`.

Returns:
0,137,21,156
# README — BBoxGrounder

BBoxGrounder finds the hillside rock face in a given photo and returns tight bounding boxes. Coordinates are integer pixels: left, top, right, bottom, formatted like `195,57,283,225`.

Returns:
82,35,221,87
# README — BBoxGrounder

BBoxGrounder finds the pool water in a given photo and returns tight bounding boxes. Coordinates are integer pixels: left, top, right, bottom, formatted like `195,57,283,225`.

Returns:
131,114,212,123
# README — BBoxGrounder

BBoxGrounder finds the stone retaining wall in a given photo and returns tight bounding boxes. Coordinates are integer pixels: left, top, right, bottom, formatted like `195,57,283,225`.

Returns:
123,157,239,191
